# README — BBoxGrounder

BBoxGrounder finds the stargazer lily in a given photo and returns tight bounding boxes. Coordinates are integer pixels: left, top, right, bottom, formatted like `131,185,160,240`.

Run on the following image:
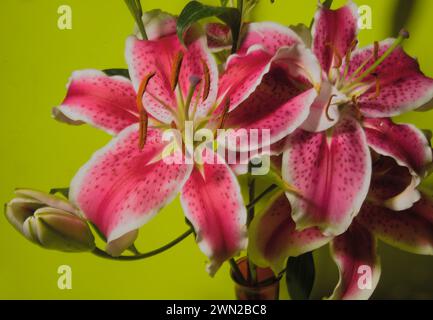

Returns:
273,0,433,236
249,155,433,299
50,10,289,275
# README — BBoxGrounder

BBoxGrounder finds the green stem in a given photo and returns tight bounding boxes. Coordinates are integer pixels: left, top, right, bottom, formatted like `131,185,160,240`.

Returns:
124,0,148,40
229,258,244,283
246,184,278,211
232,0,244,54
91,228,193,261
247,169,257,284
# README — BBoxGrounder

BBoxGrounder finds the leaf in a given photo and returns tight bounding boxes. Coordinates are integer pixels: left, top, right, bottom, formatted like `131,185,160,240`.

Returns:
177,1,241,53
391,0,419,36
49,187,70,198
220,0,230,7
103,68,131,79
323,0,333,9
286,252,315,300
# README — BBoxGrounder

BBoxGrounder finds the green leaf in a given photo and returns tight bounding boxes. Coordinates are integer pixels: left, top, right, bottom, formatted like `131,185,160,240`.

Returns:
49,187,70,198
177,1,241,53
323,0,333,9
220,0,230,7
103,68,130,79
286,252,315,300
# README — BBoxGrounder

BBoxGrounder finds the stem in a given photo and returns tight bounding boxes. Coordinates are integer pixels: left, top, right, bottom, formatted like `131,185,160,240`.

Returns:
246,167,257,284
91,228,193,261
232,0,244,54
229,258,244,283
124,0,148,40
246,184,278,211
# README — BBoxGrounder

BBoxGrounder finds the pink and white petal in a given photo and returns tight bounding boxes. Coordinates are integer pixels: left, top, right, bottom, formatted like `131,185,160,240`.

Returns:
282,115,372,236
70,124,192,243
369,157,420,211
180,149,247,276
178,34,219,120
239,22,302,55
135,10,177,40
125,35,181,123
206,23,232,52
312,1,359,72
363,118,432,176
248,193,332,273
222,66,317,152
329,222,381,300
300,80,347,132
345,39,433,117
218,46,275,111
54,70,138,135
357,200,433,255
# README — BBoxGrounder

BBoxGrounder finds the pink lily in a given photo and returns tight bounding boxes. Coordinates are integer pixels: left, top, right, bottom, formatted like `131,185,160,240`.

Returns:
50,11,284,275
249,155,433,299
269,1,433,236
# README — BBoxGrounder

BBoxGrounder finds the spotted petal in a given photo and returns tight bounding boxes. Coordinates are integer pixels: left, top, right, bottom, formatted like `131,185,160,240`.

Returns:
329,222,381,300
70,124,192,244
248,193,332,273
312,1,359,72
53,70,139,135
282,115,372,236
239,22,302,55
180,149,247,276
346,39,433,117
126,32,218,123
357,197,433,255
363,118,432,177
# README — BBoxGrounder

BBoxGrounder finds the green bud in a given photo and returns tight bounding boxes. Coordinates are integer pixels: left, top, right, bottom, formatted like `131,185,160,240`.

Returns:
5,189,95,252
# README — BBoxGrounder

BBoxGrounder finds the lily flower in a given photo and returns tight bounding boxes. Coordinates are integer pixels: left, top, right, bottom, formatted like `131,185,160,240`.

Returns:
249,155,433,299
51,10,274,275
275,1,433,236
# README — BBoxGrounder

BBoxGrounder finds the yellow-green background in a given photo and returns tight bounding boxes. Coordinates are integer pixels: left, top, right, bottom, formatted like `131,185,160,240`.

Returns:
1,0,433,299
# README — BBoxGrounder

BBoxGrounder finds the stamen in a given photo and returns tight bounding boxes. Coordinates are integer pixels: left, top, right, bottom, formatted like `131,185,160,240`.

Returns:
352,95,363,120
170,51,184,92
371,73,381,99
352,29,409,84
325,94,337,122
373,41,379,61
136,73,155,149
201,59,211,101
343,39,358,80
326,42,343,69
218,99,230,130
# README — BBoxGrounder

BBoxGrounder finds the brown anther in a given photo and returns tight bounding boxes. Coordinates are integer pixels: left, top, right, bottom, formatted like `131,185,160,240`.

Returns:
325,94,337,122
218,99,230,130
201,59,211,101
136,73,155,149
371,73,381,99
399,29,410,39
326,42,343,69
170,121,177,129
170,51,184,91
352,95,363,120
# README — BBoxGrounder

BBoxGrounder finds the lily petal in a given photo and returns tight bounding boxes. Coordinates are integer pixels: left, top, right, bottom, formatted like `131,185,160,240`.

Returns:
282,115,372,236
239,22,302,55
206,23,232,52
329,222,381,300
54,70,138,135
347,39,433,117
180,148,247,276
223,66,318,152
363,118,432,177
135,10,177,40
126,32,218,123
248,193,332,273
369,156,421,211
70,124,192,243
357,198,433,255
312,1,359,72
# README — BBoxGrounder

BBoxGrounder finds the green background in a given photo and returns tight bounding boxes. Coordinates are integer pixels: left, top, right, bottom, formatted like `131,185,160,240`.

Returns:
1,0,433,299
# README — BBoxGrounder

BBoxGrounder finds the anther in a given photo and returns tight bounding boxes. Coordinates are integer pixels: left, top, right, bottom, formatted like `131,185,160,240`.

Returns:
170,51,184,92
325,94,337,122
201,59,211,101
136,73,155,149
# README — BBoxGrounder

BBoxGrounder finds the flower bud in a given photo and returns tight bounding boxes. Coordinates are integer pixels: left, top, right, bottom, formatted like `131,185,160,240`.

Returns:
5,189,95,252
